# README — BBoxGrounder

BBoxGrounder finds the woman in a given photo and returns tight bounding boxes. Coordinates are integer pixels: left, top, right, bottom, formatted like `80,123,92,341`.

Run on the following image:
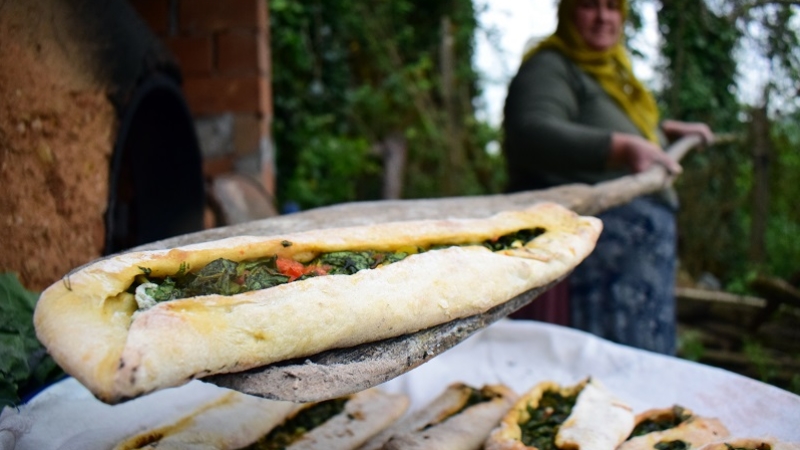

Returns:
503,0,713,354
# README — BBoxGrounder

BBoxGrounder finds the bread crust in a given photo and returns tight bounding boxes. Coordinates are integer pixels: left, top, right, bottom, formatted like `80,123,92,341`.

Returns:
619,407,730,450
114,388,408,450
697,438,800,450
364,383,518,450
287,389,408,449
114,392,300,450
485,378,634,450
34,203,601,403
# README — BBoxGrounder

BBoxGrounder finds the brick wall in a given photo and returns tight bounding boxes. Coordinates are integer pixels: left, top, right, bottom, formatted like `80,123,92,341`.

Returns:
129,0,276,218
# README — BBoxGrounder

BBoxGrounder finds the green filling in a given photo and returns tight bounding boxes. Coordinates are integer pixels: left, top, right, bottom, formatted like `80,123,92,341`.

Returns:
519,390,577,450
315,250,409,275
725,444,772,450
148,257,291,301
459,386,498,412
655,441,690,450
482,227,545,251
423,386,500,430
132,227,546,304
243,398,348,450
629,405,692,438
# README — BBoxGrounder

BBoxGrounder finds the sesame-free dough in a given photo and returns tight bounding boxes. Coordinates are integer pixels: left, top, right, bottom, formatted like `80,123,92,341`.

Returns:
34,202,601,404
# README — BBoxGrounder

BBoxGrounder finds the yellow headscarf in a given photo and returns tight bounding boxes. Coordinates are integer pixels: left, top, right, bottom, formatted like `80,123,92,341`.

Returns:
522,0,660,143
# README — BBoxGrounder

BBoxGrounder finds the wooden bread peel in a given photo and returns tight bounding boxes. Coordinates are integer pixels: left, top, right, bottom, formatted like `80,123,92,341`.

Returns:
128,136,706,402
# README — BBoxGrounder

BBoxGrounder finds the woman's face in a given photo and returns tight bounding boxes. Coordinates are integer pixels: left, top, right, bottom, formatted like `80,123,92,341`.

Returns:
573,0,623,51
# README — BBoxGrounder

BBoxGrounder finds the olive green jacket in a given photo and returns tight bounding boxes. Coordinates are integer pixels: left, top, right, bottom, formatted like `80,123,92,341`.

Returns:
502,49,674,206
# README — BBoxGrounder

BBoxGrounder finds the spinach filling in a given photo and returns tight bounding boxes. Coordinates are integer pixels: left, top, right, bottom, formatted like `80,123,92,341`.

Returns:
629,405,692,438
132,250,406,303
655,441,690,450
725,444,772,450
135,258,291,302
243,397,348,450
459,386,500,412
316,250,409,275
519,390,577,450
131,227,546,305
482,227,545,251
423,386,500,430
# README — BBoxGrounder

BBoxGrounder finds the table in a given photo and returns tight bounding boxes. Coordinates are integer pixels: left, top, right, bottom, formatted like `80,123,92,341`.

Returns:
2,320,798,450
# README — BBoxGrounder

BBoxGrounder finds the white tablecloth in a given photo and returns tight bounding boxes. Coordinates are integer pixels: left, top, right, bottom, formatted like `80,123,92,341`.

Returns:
2,320,798,449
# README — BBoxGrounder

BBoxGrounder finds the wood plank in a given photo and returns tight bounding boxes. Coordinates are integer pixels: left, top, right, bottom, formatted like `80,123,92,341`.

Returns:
675,287,766,307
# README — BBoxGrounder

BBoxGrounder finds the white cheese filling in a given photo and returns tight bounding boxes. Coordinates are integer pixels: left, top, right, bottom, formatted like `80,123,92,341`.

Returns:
134,283,158,311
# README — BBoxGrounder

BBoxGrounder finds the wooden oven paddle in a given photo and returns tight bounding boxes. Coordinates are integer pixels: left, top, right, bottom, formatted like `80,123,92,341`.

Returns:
130,135,706,402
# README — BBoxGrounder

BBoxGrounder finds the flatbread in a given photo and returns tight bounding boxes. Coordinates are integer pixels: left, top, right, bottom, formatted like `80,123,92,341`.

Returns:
697,438,800,450
114,391,300,450
34,202,602,403
485,378,634,450
362,383,518,450
115,388,409,450
619,406,730,450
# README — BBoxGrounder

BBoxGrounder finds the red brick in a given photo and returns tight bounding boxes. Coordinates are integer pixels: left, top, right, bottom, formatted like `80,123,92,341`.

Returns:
258,28,270,76
182,75,263,115
216,31,262,74
166,36,213,75
258,75,271,118
130,0,171,35
178,0,261,33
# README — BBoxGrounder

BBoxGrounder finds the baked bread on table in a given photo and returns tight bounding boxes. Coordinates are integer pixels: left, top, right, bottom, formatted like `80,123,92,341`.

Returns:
619,405,730,450
33,202,602,404
114,388,408,450
485,378,634,450
696,438,800,450
361,382,518,450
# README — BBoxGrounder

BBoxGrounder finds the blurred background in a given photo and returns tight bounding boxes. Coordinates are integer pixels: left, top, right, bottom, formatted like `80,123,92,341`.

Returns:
1,0,799,402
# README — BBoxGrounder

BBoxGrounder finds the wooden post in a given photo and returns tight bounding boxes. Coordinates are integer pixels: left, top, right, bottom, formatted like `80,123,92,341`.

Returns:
439,16,463,196
749,104,771,265
381,132,408,200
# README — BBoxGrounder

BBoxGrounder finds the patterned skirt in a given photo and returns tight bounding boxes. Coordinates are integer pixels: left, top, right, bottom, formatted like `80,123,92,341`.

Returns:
568,196,677,355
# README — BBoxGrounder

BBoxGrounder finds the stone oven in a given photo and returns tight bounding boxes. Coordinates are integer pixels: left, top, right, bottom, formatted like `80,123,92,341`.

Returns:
0,0,274,290
128,0,277,224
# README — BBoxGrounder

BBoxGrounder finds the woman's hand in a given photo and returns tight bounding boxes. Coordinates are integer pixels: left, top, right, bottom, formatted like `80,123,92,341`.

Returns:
661,119,715,145
609,133,682,174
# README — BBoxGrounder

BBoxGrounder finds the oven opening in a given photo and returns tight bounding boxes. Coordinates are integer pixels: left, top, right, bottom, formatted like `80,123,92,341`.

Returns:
105,73,205,254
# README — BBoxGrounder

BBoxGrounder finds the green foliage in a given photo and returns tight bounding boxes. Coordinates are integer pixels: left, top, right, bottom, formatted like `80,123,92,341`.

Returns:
658,0,740,124
676,329,706,361
657,0,800,290
284,132,379,209
0,272,63,407
743,338,779,383
764,113,800,279
790,374,800,396
658,0,749,285
270,0,504,211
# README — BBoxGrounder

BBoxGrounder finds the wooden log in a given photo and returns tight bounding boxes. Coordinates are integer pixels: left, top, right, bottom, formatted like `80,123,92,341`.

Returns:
750,275,800,309
675,287,767,308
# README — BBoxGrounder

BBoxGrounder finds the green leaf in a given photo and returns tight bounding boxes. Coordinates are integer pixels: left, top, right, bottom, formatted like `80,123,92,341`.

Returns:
0,272,37,334
0,272,65,407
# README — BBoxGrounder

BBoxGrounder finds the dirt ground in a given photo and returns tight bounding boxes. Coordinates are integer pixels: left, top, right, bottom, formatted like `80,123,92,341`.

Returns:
0,17,116,291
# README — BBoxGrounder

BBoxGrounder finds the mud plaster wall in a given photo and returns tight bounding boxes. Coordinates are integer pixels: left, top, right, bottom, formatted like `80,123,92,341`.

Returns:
0,2,117,291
